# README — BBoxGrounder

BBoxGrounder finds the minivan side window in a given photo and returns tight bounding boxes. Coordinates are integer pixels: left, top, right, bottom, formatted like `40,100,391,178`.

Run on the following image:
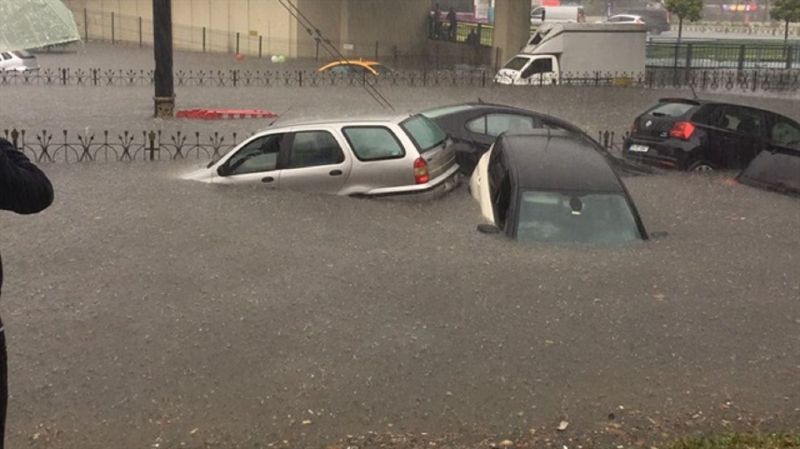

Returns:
343,127,405,161
0,53,11,60
717,107,763,136
287,131,344,168
769,117,800,147
225,134,283,175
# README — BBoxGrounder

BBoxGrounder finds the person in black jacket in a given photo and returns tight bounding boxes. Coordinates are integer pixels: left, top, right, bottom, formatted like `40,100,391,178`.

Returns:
0,137,53,448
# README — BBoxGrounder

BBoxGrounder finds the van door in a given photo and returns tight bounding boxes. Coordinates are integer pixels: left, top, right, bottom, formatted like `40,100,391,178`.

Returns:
517,56,559,85
278,129,352,194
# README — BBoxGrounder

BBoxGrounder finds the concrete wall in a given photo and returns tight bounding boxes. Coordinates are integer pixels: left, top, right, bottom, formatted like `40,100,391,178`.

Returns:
64,0,429,59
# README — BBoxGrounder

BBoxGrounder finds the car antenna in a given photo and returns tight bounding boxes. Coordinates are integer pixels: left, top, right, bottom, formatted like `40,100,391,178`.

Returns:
267,106,293,127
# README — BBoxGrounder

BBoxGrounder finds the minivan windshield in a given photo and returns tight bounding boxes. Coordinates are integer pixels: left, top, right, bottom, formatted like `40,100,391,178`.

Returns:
517,191,641,244
400,115,447,153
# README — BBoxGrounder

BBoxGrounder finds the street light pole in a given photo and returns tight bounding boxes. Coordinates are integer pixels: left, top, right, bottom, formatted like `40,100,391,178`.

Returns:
153,0,175,118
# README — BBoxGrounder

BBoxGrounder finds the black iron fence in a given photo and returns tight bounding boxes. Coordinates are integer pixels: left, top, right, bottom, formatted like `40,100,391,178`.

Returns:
2,128,239,163
3,67,800,92
2,127,629,164
647,41,800,70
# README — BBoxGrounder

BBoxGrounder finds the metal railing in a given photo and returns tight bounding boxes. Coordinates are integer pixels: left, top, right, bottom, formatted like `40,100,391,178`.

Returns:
2,127,629,164
2,128,240,163
647,41,800,70
3,67,799,92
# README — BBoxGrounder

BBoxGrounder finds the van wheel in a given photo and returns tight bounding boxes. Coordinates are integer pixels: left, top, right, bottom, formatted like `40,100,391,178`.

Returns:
688,160,715,172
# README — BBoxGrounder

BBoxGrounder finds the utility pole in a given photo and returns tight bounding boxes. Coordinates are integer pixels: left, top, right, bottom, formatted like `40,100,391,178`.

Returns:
153,0,175,118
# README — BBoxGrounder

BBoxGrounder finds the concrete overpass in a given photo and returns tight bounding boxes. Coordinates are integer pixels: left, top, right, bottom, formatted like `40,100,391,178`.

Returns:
64,0,531,65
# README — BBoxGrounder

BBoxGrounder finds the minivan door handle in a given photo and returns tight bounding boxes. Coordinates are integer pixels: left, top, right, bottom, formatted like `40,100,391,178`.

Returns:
329,170,343,176
261,176,274,183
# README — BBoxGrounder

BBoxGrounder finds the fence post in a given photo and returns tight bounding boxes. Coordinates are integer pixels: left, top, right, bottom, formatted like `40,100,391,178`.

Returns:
752,70,758,92
685,43,693,70
259,35,263,58
139,16,143,48
375,41,379,61
236,32,240,54
10,129,19,150
298,70,303,87
737,44,746,72
84,8,89,41
233,69,238,87
61,68,68,86
315,38,320,61
202,27,206,53
787,45,794,70
111,12,115,44
147,130,157,161
92,68,98,86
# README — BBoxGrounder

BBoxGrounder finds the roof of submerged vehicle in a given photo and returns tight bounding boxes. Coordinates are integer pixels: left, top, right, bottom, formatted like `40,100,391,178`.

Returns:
252,114,417,134
497,130,625,193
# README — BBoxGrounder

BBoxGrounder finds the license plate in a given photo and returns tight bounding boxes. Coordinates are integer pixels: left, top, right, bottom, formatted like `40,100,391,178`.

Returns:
629,144,649,153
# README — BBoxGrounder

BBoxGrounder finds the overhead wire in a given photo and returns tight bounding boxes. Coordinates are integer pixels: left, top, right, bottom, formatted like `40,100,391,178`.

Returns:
277,0,395,111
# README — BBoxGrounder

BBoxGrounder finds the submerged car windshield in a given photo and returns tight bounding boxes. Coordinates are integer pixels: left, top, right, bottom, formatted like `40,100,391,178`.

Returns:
401,115,447,153
647,101,695,117
517,191,641,244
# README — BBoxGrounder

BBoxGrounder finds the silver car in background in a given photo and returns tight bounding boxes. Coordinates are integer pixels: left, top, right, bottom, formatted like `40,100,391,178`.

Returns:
183,114,460,197
0,50,39,72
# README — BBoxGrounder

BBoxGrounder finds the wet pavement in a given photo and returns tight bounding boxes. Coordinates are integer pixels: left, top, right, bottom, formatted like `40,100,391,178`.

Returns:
0,43,798,449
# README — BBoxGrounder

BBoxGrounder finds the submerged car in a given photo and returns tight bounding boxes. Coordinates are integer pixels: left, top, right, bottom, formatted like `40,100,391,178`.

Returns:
422,102,653,176
737,144,800,197
471,130,648,243
623,98,800,172
183,115,459,197
317,60,393,76
0,50,39,72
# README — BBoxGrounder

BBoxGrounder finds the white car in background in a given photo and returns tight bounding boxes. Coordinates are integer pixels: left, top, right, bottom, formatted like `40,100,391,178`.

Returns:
604,14,646,25
0,50,40,72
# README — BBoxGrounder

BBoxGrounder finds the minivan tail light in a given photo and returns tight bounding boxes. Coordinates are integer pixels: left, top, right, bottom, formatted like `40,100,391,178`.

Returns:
670,121,695,140
413,157,429,184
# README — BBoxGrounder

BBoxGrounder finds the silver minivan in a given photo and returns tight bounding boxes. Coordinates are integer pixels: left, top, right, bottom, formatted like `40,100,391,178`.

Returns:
183,114,460,197
0,50,39,72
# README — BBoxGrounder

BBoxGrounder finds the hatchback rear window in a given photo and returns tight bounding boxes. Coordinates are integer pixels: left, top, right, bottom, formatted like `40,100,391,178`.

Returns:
647,102,695,118
12,50,35,59
400,115,447,153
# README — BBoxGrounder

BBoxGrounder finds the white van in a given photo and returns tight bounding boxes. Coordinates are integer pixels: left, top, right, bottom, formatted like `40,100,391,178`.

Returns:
530,6,586,25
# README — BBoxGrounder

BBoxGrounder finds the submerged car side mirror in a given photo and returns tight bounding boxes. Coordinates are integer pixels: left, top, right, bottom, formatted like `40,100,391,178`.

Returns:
476,224,501,234
216,164,230,176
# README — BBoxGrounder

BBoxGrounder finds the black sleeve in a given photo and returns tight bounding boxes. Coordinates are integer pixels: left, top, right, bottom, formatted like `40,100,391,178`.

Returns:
0,138,54,215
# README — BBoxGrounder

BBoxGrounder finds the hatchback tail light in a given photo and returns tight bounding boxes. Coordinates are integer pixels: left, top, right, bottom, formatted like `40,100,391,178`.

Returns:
413,157,429,184
669,121,695,140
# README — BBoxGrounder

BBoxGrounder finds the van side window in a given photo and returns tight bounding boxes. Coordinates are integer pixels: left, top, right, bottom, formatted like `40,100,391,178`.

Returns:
225,134,283,175
0,53,11,60
342,127,405,161
522,58,553,78
769,117,800,146
287,131,344,168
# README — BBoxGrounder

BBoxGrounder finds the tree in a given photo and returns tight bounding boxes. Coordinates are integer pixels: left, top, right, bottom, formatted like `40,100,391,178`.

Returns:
665,0,703,43
771,0,800,43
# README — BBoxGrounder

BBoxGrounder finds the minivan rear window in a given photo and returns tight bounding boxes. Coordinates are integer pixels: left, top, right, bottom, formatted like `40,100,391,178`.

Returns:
647,102,695,118
400,115,447,153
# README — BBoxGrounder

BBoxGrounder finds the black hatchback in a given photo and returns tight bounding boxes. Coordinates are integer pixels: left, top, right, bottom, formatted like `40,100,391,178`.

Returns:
623,98,800,172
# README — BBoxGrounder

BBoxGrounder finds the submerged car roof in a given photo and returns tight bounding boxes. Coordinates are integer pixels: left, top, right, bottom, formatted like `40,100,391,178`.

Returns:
497,130,624,193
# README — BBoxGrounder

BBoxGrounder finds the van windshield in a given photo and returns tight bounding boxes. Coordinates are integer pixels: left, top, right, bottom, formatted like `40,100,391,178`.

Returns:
504,57,531,72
